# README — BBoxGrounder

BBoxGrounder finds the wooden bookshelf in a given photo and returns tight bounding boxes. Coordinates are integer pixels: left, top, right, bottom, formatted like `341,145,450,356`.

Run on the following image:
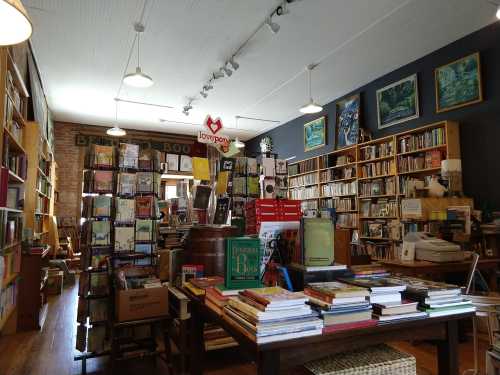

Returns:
286,120,462,263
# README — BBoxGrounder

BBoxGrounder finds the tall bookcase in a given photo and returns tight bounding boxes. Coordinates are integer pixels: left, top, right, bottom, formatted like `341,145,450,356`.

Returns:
287,120,461,263
0,48,29,333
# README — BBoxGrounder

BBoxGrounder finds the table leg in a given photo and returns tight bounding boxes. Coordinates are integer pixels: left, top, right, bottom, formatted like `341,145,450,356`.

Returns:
258,349,280,375
437,320,459,375
189,305,205,375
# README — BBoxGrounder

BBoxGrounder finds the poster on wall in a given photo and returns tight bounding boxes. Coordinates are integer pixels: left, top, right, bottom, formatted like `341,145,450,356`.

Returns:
336,94,360,149
376,74,419,129
435,52,483,113
304,116,326,152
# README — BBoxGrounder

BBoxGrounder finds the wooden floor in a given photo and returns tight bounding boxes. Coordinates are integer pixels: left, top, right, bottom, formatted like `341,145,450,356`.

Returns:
0,281,484,375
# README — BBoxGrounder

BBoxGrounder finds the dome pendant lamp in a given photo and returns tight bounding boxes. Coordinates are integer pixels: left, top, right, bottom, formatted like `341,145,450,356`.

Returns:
299,64,323,114
123,23,154,88
107,100,126,137
0,0,33,46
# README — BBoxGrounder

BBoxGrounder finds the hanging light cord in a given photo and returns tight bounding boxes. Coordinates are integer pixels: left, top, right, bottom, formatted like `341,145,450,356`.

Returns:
136,31,141,68
308,68,312,101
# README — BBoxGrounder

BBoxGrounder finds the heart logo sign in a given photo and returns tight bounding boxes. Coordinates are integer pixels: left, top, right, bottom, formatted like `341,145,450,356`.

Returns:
204,115,223,135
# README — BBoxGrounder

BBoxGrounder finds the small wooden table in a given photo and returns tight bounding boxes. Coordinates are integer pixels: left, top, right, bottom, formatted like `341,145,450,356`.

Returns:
378,258,500,291
188,293,473,375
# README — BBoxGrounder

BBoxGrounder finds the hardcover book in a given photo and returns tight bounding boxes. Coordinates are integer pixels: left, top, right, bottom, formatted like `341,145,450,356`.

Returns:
92,195,112,217
225,237,261,289
136,172,154,193
193,185,212,209
180,155,193,172
119,143,139,169
93,144,114,168
213,197,230,225
301,218,334,266
166,154,179,171
115,198,135,223
247,176,260,197
94,170,114,193
117,172,136,195
135,219,154,242
114,226,135,252
91,221,111,246
138,149,161,171
304,281,370,302
135,196,154,218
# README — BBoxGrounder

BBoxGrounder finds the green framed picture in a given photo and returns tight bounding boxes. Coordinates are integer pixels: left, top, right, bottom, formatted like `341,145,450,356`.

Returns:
376,74,419,129
225,237,261,289
435,52,483,113
304,116,326,152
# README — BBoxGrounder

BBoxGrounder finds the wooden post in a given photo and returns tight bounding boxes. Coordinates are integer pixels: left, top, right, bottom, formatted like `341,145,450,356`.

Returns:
437,319,459,375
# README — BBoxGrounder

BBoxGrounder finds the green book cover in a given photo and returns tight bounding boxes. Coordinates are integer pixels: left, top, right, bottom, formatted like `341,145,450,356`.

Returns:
301,218,334,266
225,237,261,289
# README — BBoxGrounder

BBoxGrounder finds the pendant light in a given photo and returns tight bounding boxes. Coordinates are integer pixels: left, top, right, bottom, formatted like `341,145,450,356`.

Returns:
497,4,500,19
123,23,153,88
299,64,323,114
0,0,32,46
233,117,245,148
107,100,126,137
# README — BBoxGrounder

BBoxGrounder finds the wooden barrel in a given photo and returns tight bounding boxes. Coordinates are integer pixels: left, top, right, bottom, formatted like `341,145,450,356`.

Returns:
185,225,238,277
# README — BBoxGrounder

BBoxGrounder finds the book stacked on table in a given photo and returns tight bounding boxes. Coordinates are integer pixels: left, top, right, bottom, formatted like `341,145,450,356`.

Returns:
183,276,224,299
204,323,238,351
304,281,376,333
340,276,426,323
224,286,323,344
389,276,475,317
205,285,244,315
349,264,390,278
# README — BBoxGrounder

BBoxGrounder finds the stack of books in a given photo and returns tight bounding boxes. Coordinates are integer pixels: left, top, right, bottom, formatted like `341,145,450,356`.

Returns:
391,276,475,317
224,287,323,344
304,281,376,333
340,276,426,323
349,265,389,278
204,323,238,351
205,285,243,315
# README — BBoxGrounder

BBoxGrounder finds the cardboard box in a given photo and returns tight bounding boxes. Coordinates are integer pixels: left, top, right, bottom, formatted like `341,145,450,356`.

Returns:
115,286,168,322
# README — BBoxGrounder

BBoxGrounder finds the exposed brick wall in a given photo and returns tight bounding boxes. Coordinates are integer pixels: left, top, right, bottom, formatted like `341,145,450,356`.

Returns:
54,121,200,225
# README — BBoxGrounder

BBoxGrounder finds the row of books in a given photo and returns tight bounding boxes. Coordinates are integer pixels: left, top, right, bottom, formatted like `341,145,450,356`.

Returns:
0,279,17,326
288,158,317,176
290,185,318,200
364,241,394,260
398,176,433,197
318,153,356,169
76,324,107,353
300,200,319,211
2,139,27,180
289,172,318,187
77,297,108,324
5,70,22,114
81,243,156,270
397,150,442,172
35,195,49,214
359,199,398,218
234,157,259,176
332,197,357,212
336,213,358,228
359,160,395,178
398,127,446,154
321,181,357,197
359,141,394,161
81,219,157,246
232,176,260,197
320,166,356,182
361,220,398,239
37,174,51,196
83,170,161,195
359,177,396,197
82,195,159,220
0,212,23,248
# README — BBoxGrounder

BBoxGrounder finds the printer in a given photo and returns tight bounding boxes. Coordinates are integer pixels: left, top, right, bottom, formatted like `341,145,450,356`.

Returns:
404,232,464,263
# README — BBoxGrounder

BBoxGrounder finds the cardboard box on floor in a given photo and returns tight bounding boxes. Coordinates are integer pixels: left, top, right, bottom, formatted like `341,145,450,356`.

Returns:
115,286,169,322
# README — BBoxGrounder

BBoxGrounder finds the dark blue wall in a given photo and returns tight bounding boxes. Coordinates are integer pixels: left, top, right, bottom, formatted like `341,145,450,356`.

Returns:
247,22,500,210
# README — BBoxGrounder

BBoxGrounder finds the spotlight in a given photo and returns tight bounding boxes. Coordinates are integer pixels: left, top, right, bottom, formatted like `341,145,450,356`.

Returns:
497,4,500,19
203,82,213,91
229,57,239,71
213,71,224,80
200,91,208,98
221,66,232,77
266,17,280,34
183,104,192,112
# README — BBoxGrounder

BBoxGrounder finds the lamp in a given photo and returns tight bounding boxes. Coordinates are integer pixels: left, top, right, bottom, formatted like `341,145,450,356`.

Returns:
300,64,323,114
497,4,500,19
441,159,462,196
107,100,126,136
266,17,280,34
233,138,245,149
123,23,153,88
0,0,32,46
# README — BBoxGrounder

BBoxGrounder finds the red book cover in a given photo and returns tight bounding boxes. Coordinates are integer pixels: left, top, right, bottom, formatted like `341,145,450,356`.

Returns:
190,276,224,289
430,150,442,168
135,196,153,218
0,167,9,207
322,319,378,334
94,170,113,192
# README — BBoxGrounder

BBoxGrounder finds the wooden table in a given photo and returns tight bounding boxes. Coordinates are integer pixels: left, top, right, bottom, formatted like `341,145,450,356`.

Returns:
188,294,473,375
378,258,500,291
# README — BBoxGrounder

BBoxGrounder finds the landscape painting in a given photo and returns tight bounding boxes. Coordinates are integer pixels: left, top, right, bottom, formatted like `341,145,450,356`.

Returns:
435,52,482,113
304,116,326,152
336,94,360,149
376,74,419,129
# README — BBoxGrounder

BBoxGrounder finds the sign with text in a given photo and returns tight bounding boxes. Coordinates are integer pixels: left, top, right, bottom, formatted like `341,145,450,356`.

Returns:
197,115,230,147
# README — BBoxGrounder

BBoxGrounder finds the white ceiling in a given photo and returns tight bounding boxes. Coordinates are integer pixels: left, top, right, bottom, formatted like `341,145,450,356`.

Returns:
25,0,497,140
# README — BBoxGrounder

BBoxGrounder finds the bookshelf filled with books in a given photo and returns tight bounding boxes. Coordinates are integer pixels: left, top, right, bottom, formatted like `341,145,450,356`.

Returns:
76,142,161,358
286,120,461,262
0,49,29,333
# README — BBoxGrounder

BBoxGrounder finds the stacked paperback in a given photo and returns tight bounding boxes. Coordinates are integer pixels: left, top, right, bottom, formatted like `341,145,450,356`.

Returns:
390,276,475,317
340,276,426,323
304,281,375,333
224,286,323,344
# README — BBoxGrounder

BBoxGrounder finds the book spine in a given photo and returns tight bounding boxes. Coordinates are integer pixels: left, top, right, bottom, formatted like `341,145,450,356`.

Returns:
240,290,270,307
303,288,333,304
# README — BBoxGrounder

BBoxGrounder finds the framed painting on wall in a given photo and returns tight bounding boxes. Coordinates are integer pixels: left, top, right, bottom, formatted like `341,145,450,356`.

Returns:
435,52,483,113
336,94,360,149
304,116,326,152
376,74,419,129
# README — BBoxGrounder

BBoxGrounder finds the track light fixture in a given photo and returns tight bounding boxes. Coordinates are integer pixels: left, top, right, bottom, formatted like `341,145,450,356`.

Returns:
123,23,154,88
182,101,193,116
203,82,214,91
200,91,208,98
229,57,239,71
221,66,232,77
266,17,280,34
213,71,224,80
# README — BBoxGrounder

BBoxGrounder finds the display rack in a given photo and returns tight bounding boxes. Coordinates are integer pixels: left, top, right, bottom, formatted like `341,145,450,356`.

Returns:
286,120,461,263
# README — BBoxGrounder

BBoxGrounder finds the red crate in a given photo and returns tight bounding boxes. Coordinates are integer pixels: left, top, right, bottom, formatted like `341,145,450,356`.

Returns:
279,212,302,221
279,200,301,213
246,199,279,210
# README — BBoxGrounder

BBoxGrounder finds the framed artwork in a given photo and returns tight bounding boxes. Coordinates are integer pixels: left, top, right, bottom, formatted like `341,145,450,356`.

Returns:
304,116,326,152
435,52,483,113
336,94,360,149
376,74,419,129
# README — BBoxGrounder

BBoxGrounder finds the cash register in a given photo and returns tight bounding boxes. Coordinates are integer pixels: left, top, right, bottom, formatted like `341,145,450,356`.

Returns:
404,232,465,262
